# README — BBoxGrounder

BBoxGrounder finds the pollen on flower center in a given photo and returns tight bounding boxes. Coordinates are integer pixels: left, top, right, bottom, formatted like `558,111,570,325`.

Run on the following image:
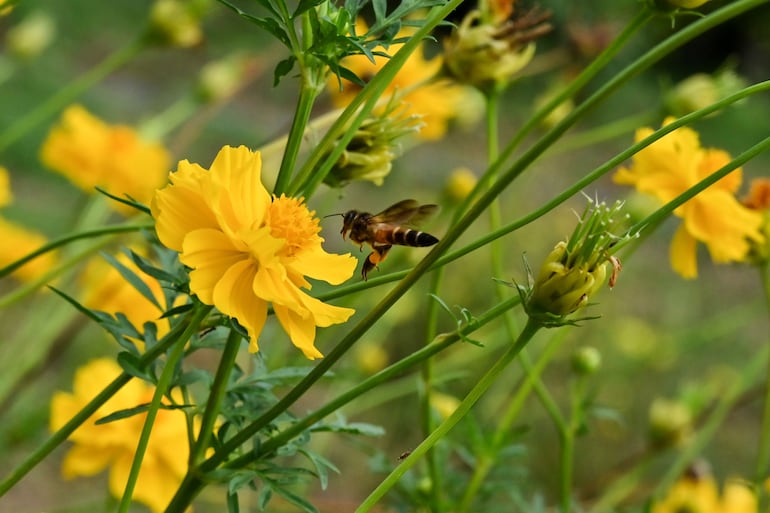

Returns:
267,194,321,256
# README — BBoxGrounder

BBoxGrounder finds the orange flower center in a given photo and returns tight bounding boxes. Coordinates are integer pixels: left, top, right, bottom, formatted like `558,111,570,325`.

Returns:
267,194,320,257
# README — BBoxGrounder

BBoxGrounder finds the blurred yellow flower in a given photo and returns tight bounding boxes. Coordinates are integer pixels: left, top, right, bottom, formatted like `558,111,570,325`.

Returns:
0,165,12,207
151,145,357,359
327,21,470,141
430,391,461,420
444,166,478,202
0,216,58,282
652,473,756,513
614,118,764,278
40,105,171,215
50,358,193,513
149,0,205,48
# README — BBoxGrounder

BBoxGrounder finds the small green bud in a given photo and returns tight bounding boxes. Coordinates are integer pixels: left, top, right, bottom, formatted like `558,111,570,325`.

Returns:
6,10,55,59
648,397,693,448
444,6,551,91
665,69,746,117
572,346,602,375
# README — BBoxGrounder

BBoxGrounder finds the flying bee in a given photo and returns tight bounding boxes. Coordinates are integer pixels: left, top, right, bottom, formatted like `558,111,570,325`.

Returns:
332,199,439,280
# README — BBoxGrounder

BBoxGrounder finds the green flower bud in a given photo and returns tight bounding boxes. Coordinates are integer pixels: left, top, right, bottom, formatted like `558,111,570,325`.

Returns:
6,10,55,59
323,99,422,188
519,198,635,326
444,7,551,91
665,69,746,117
572,346,602,375
648,397,693,448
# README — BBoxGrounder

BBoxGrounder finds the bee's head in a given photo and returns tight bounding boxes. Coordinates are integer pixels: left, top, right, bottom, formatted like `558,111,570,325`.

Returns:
324,210,358,240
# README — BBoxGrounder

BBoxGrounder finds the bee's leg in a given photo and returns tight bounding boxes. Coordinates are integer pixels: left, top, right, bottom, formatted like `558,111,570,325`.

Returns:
362,245,391,280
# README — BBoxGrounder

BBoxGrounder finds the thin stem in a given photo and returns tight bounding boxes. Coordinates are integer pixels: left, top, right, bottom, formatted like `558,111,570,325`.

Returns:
0,221,154,279
0,34,148,153
422,268,445,512
0,305,212,496
190,330,243,465
755,263,770,481
118,321,191,513
353,318,542,513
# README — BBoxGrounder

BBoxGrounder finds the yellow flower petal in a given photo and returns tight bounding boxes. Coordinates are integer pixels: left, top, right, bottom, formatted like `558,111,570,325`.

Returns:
670,223,699,279
274,304,323,359
289,247,358,285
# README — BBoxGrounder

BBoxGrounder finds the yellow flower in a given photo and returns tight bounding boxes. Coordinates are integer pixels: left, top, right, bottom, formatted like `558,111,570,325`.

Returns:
652,472,757,513
0,216,58,282
614,118,764,278
444,167,478,202
50,359,193,513
40,105,171,215
327,20,469,141
0,165,12,207
151,145,357,359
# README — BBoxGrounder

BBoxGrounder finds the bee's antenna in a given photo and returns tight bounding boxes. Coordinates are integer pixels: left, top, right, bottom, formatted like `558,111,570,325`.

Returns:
324,213,344,219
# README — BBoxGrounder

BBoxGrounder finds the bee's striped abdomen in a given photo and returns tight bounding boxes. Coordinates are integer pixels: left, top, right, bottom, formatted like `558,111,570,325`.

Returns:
390,227,439,247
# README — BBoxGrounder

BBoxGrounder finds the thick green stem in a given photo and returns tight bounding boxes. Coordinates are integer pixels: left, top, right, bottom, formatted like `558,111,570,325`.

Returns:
190,330,243,465
0,304,212,497
755,263,770,481
273,77,320,194
353,318,542,513
0,35,147,153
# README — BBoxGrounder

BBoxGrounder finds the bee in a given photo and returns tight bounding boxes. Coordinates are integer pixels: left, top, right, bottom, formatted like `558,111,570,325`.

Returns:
334,199,439,280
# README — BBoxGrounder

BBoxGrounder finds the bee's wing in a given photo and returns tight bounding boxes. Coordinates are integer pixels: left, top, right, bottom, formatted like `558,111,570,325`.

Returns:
372,199,438,226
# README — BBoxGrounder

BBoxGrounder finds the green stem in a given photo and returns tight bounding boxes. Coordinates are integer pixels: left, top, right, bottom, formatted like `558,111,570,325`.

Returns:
0,304,212,497
273,75,320,194
0,221,154,279
190,330,243,465
118,320,191,513
755,263,770,481
353,318,542,513
457,331,568,513
422,268,445,512
164,295,522,512
0,34,147,153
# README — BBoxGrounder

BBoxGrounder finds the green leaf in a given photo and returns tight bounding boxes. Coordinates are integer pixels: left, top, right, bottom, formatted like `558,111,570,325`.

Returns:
94,186,150,214
292,0,324,18
273,56,296,86
226,490,240,513
117,351,155,382
297,448,340,490
101,251,162,311
271,483,319,513
311,421,385,437
215,0,290,46
128,250,179,285
47,285,102,323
